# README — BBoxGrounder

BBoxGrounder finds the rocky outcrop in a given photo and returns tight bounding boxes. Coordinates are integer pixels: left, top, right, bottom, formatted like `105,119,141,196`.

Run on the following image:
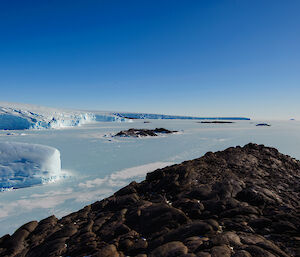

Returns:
197,121,234,124
0,143,300,257
114,128,177,137
256,123,271,127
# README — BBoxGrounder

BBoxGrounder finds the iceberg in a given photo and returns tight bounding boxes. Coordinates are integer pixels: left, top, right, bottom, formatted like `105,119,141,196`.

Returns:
0,142,61,190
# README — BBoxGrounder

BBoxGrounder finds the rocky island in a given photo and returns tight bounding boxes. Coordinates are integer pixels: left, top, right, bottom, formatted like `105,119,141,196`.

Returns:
256,123,271,127
0,143,299,257
114,128,178,137
197,121,235,124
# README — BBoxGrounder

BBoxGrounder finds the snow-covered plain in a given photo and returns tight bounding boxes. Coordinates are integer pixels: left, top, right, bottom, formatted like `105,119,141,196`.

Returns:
0,142,62,190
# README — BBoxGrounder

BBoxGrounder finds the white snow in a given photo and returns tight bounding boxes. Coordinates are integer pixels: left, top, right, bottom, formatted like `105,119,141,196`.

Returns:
0,142,62,190
78,162,174,188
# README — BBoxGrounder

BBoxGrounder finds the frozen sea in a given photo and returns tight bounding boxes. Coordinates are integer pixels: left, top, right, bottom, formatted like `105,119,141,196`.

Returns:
0,119,299,236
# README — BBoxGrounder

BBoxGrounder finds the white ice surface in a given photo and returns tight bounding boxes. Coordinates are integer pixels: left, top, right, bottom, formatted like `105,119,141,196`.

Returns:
0,142,61,190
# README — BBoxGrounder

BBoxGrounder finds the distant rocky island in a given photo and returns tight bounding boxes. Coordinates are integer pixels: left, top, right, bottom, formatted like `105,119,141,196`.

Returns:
1,143,299,257
256,123,271,127
197,121,234,124
114,128,178,137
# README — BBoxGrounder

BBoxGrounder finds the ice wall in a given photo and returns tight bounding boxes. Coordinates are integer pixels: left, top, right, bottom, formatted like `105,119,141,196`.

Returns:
0,102,131,130
95,114,129,122
0,114,32,130
114,112,251,120
0,103,95,130
0,142,61,190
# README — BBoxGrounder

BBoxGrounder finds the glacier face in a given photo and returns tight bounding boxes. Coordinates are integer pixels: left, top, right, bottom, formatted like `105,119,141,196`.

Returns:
114,112,251,120
94,114,129,123
0,142,61,190
0,102,128,130
0,114,32,130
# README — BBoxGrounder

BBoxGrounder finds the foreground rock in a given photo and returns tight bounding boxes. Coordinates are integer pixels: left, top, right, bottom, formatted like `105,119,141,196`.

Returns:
1,143,300,257
115,128,178,137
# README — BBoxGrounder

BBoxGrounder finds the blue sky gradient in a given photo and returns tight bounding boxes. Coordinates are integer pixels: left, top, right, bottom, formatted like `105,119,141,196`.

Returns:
0,0,299,119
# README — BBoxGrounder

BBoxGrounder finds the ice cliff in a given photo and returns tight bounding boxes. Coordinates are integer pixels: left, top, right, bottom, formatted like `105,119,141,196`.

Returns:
115,112,251,120
0,102,126,130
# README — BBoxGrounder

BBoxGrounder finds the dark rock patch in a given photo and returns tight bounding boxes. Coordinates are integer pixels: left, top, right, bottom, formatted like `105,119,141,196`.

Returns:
197,121,235,124
256,123,271,126
114,128,178,137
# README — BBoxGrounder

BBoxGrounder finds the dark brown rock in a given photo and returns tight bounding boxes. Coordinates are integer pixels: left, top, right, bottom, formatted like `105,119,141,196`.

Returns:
149,241,188,257
196,253,212,257
210,245,232,257
184,236,209,252
232,250,252,257
115,128,177,137
244,245,276,257
93,244,120,257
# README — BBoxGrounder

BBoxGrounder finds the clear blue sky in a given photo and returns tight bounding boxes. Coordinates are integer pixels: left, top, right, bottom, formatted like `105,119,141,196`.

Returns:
0,0,299,119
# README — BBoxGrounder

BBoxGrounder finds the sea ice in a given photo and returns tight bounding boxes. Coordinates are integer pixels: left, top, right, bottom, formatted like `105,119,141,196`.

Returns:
0,142,61,190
